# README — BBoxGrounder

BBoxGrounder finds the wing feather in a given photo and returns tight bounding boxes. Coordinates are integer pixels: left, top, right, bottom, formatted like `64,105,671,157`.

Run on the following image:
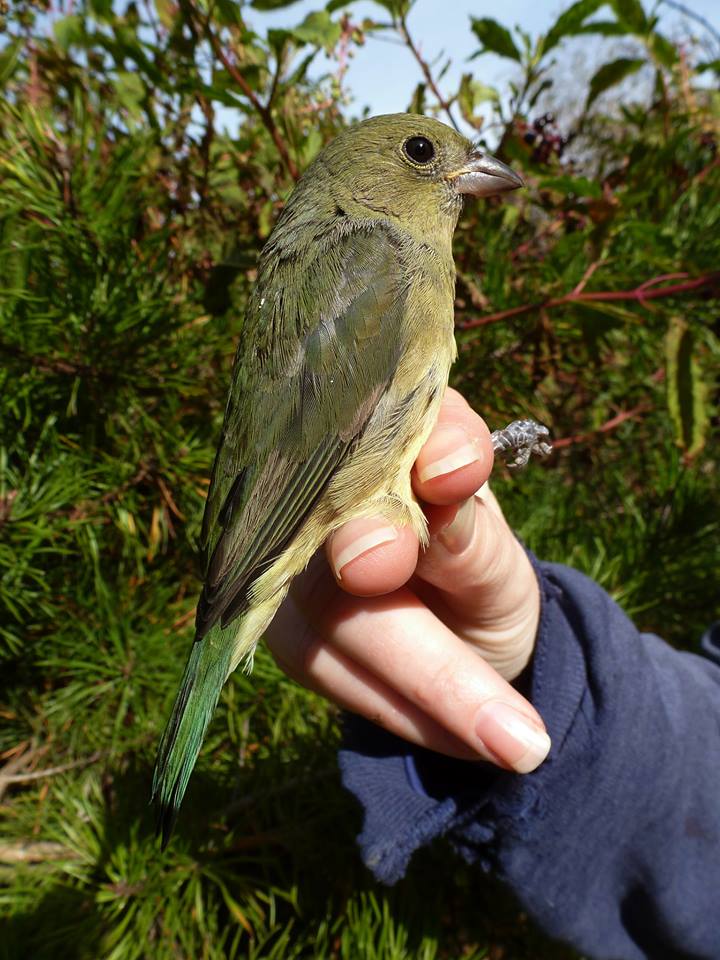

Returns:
196,222,409,637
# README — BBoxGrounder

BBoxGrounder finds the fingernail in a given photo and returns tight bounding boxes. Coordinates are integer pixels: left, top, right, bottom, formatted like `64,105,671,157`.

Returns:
438,497,476,554
475,701,551,773
417,426,482,483
333,526,398,580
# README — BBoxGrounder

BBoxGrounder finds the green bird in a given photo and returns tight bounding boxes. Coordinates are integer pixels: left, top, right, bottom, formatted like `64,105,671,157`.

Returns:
152,113,524,844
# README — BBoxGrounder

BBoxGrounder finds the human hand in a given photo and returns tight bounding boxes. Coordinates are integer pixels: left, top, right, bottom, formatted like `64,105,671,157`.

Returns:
267,388,550,774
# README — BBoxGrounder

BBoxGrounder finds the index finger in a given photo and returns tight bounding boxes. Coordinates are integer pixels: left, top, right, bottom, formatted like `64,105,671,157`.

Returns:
412,388,494,506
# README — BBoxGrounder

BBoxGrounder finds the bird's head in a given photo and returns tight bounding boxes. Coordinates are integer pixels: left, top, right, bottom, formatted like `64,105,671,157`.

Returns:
304,113,522,239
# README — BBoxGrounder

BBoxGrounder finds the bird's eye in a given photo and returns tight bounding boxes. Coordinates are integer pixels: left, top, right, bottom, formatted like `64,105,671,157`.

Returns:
403,136,435,165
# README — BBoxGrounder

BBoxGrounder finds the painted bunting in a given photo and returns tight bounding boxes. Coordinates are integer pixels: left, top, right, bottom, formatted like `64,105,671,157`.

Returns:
152,113,528,843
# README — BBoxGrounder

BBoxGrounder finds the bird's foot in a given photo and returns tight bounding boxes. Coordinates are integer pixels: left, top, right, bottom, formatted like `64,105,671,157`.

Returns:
491,419,552,470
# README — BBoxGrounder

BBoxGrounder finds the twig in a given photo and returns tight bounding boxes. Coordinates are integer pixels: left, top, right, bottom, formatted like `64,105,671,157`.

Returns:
695,155,720,185
0,752,102,788
194,90,215,205
458,270,720,332
266,46,284,112
571,258,602,295
0,745,40,802
637,272,690,290
398,15,461,131
552,401,651,449
171,606,197,631
157,475,186,521
0,841,77,864
190,5,299,181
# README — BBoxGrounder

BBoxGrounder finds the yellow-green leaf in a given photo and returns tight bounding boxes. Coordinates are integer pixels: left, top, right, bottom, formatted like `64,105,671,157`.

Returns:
665,317,710,459
54,15,84,51
543,0,604,53
470,17,521,62
586,57,644,108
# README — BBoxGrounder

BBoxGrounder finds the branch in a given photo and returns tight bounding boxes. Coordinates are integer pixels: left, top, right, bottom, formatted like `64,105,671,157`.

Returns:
458,271,720,332
0,745,40,802
0,752,102,789
0,841,77,864
191,6,299,181
398,15,461,131
695,154,720,185
553,402,651,449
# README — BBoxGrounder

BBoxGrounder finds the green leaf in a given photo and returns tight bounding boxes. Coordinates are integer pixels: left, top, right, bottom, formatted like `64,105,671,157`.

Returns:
89,0,114,18
267,27,294,56
665,317,710,458
539,175,602,198
112,71,145,114
214,0,243,26
0,39,22,89
367,0,412,17
470,17,521,62
609,0,648,33
408,81,426,115
572,20,630,36
286,49,320,86
543,0,604,53
457,73,498,129
291,10,341,49
528,78,553,110
212,63,265,94
299,127,323,166
202,82,246,108
697,59,720,74
251,0,303,9
649,32,678,69
586,57,644,107
54,14,84,51
257,198,275,239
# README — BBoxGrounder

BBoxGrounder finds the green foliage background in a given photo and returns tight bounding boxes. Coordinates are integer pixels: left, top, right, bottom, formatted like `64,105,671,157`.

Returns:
0,0,718,956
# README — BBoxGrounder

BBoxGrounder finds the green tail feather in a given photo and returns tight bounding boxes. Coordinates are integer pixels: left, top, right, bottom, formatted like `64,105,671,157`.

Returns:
152,622,234,847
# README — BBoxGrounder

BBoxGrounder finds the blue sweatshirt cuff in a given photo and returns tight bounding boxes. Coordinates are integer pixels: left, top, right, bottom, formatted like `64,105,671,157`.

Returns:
338,548,583,884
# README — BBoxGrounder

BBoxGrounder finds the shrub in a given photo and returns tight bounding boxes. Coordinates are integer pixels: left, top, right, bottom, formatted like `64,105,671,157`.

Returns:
1,0,717,956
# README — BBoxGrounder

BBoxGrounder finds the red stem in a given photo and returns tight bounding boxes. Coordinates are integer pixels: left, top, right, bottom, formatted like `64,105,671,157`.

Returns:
553,402,651,449
458,271,720,332
194,8,299,182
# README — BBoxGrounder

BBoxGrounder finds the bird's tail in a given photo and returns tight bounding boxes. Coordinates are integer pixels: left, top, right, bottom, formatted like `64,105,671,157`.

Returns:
151,620,236,847
151,591,285,846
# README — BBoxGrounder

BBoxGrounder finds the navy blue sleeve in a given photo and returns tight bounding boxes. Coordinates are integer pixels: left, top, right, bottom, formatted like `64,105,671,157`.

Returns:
338,557,720,960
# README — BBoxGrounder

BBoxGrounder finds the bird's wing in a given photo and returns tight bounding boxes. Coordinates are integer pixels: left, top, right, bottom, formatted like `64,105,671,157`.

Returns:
195,222,412,637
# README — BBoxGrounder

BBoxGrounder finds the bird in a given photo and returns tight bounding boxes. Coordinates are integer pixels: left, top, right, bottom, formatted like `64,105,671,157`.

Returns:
152,113,524,844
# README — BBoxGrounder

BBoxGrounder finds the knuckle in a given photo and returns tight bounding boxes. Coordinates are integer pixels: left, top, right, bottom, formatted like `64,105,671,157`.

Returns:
411,655,464,713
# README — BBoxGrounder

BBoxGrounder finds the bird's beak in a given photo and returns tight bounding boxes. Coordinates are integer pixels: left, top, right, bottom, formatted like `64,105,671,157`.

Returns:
448,148,524,197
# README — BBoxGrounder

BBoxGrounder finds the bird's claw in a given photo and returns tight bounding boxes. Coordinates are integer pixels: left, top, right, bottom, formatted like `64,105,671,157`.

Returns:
490,419,553,469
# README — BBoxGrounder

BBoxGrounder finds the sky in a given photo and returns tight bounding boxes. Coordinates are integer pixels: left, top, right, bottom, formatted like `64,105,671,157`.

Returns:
243,0,720,121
